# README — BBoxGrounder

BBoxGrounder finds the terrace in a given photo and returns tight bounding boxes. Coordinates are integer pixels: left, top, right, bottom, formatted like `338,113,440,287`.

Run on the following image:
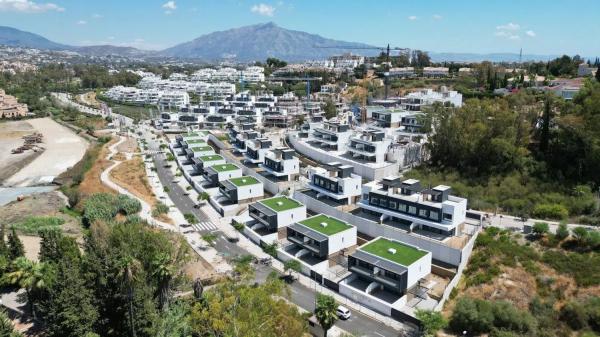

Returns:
211,163,239,173
361,237,427,267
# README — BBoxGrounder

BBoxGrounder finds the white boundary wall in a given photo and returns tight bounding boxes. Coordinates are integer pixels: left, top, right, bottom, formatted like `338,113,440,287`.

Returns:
288,133,399,181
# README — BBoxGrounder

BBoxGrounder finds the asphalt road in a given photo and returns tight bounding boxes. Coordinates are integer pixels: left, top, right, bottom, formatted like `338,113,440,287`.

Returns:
142,127,410,337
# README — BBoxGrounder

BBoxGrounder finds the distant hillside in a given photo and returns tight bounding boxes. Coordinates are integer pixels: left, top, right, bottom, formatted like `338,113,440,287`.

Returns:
76,45,150,57
160,22,376,62
0,25,70,51
430,52,559,63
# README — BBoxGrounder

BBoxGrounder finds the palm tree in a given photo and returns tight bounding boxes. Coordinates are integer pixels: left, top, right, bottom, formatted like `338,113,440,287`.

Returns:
314,294,338,337
117,256,141,337
3,257,48,319
151,252,175,311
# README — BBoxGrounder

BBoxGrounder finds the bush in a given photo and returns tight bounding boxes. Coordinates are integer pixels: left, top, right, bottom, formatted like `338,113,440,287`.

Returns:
117,194,141,215
82,193,142,226
560,301,588,330
533,222,550,236
450,298,535,335
232,221,244,232
11,216,65,235
533,204,569,220
416,310,447,337
556,223,570,240
152,203,169,217
183,213,198,224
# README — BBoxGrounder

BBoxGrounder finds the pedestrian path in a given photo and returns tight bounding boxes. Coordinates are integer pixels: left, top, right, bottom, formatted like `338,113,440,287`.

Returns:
192,221,218,232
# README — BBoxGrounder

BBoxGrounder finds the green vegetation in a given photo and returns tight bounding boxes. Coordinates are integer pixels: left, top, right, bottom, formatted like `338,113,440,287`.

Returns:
183,213,198,224
315,293,338,337
152,202,169,217
82,193,141,227
532,222,550,237
299,214,352,236
186,139,206,144
262,242,278,257
228,176,259,187
211,163,239,172
201,233,217,247
10,216,65,235
260,196,303,212
361,237,427,266
283,259,302,276
96,94,154,122
231,220,245,232
199,154,223,161
416,309,448,337
0,309,22,337
409,83,600,220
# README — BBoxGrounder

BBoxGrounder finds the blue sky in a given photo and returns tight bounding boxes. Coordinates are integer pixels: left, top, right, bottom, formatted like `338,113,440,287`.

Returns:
0,0,598,57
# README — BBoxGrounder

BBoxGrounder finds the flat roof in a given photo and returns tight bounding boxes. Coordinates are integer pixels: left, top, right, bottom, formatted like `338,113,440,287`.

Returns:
361,237,427,266
183,132,200,137
298,214,352,236
229,176,259,187
212,163,240,172
199,154,224,161
186,139,206,144
260,196,303,212
190,145,213,152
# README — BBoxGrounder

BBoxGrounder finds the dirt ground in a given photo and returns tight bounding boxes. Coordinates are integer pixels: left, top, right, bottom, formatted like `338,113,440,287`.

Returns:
184,256,218,282
0,120,37,185
116,136,138,153
4,118,88,187
109,156,155,206
76,138,118,205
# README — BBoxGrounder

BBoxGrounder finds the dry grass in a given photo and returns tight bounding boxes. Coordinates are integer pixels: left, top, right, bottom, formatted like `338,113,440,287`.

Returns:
111,152,127,161
116,136,138,153
76,138,118,207
109,156,155,206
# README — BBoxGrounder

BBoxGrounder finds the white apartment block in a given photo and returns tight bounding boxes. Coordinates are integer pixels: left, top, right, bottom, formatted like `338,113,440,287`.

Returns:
262,147,300,181
158,91,190,109
307,162,362,205
310,121,353,151
388,67,416,78
347,128,392,164
422,67,449,78
400,88,463,110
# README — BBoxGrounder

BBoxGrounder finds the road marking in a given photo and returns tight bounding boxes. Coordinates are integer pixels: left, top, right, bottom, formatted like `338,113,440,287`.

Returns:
373,332,385,337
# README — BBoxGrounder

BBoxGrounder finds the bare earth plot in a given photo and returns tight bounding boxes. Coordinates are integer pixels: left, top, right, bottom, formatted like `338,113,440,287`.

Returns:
0,120,38,185
3,118,89,187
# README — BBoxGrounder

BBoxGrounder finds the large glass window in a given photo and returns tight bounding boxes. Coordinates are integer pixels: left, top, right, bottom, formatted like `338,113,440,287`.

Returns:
419,209,428,217
429,211,439,220
398,204,407,212
443,213,453,220
408,206,417,214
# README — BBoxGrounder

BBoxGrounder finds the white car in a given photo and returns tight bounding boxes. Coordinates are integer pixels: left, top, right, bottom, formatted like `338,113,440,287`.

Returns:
336,306,351,320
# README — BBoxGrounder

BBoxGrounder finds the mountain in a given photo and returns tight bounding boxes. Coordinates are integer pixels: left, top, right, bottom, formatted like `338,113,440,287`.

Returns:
430,52,559,63
160,22,376,61
75,45,150,58
0,25,70,51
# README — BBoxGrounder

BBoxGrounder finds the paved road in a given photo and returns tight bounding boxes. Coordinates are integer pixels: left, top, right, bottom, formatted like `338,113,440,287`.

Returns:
143,127,409,337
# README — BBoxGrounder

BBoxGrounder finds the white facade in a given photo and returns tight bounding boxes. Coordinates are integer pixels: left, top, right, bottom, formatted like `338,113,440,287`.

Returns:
400,88,463,110
213,166,243,182
307,163,362,203
422,67,449,78
326,225,357,254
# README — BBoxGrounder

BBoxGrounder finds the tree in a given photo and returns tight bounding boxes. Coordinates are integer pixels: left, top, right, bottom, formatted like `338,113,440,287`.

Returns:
283,259,302,276
572,227,590,245
0,309,23,337
117,256,141,337
596,66,600,82
151,253,176,311
323,99,337,119
3,257,49,318
556,223,570,240
7,228,24,261
532,222,550,237
416,309,448,337
315,294,338,337
38,228,80,264
539,95,553,155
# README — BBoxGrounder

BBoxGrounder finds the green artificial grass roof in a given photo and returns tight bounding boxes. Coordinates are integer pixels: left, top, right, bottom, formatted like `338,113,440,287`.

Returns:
228,176,260,187
298,214,351,236
260,196,303,212
199,154,224,162
212,163,240,172
361,237,427,266
190,146,213,152
187,139,206,144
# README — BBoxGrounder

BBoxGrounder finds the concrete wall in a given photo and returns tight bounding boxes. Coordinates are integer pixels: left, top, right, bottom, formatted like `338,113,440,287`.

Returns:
339,275,392,316
406,251,432,289
216,168,243,182
328,226,357,254
288,133,399,181
294,191,465,267
277,206,307,228
237,183,264,201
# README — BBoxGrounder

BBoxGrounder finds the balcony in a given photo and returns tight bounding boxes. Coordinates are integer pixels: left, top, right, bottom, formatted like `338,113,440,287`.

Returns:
288,236,320,254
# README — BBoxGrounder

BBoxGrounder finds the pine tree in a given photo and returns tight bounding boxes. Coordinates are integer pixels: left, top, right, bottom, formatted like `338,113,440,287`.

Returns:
7,228,25,261
596,65,600,82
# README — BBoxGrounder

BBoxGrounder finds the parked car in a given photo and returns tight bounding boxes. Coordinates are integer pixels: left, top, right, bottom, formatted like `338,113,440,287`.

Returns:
337,306,351,320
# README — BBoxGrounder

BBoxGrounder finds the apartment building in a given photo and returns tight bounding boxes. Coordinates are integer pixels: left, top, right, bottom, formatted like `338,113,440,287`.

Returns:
286,214,357,259
248,196,307,234
0,89,28,118
262,147,300,181
191,154,226,174
422,67,450,78
347,237,431,296
233,130,260,153
310,121,352,151
400,88,463,110
219,176,264,204
262,107,291,128
359,178,467,237
244,138,273,164
203,163,243,187
307,162,362,205
195,82,236,96
184,144,215,159
388,67,416,78
158,91,190,109
347,129,392,164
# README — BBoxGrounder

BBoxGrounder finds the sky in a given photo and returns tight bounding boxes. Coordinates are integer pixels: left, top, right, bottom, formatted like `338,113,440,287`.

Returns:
0,0,598,57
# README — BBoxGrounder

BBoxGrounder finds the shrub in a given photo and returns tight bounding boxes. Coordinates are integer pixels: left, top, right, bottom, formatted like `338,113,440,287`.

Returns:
416,310,447,337
11,216,65,235
152,203,169,217
532,222,550,236
262,242,278,257
117,194,142,215
232,221,244,232
556,223,569,240
560,301,588,330
533,204,569,220
450,298,535,335
184,213,198,224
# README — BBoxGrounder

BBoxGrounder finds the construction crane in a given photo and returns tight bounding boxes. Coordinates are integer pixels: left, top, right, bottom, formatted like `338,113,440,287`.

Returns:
266,75,322,105
315,44,411,99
